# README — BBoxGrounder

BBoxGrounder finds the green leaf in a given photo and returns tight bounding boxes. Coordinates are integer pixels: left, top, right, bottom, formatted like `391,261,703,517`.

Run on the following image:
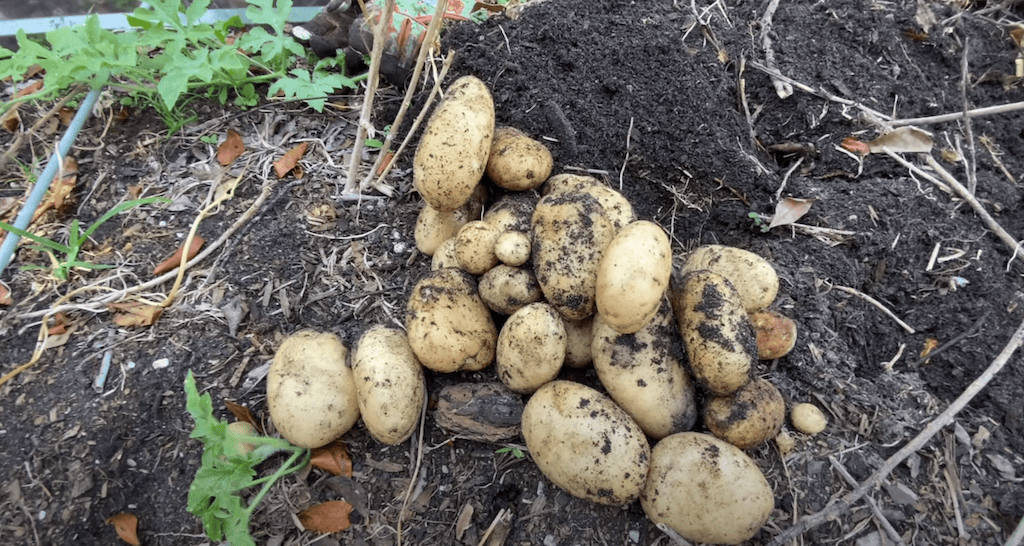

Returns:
184,0,212,26
0,221,73,254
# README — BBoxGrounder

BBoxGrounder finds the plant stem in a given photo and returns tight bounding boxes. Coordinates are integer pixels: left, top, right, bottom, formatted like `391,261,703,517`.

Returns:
244,447,309,518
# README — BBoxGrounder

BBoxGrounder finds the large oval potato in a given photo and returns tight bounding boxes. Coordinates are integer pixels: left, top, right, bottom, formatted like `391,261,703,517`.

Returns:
682,245,779,312
478,264,544,315
531,192,615,321
406,268,497,372
413,75,495,211
523,381,650,505
486,126,553,191
496,303,566,393
675,271,756,395
641,432,774,544
268,331,360,448
703,378,785,449
596,220,672,333
592,299,697,439
352,327,425,445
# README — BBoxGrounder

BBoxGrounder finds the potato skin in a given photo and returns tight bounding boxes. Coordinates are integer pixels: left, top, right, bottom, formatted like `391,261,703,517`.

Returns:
578,184,635,233
483,193,537,234
641,432,774,544
592,299,697,439
414,185,485,256
562,316,594,368
414,76,494,211
494,231,531,267
486,126,553,191
268,331,360,448
675,271,756,395
431,238,460,270
703,378,785,449
682,245,779,312
522,381,651,505
478,264,544,315
496,303,566,393
791,403,828,434
353,327,425,445
455,221,500,275
531,192,615,321
751,309,797,359
596,220,672,333
406,268,497,372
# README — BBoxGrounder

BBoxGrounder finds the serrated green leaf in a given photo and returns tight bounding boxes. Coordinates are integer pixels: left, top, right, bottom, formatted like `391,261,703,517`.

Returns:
184,0,212,26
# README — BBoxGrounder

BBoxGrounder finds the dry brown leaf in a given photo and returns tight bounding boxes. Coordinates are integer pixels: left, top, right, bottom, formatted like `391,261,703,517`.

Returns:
30,157,79,223
274,141,309,179
1,108,20,132
768,198,814,230
0,284,12,306
298,500,353,533
311,441,353,477
48,312,70,335
867,126,933,154
152,235,205,276
841,137,870,156
224,399,260,431
108,302,163,327
217,129,245,166
106,512,141,546
920,338,939,358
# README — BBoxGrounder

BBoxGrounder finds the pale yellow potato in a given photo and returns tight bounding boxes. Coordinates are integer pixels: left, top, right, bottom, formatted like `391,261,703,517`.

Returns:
496,303,566,393
562,316,593,368
704,378,785,449
478,264,544,315
675,270,756,395
486,126,553,191
531,192,615,321
431,237,460,270
682,245,779,312
578,184,635,232
483,192,537,234
592,299,697,439
406,268,497,372
413,185,486,255
542,173,600,196
494,231,531,267
523,380,650,505
413,75,494,211
352,327,426,445
641,432,774,545
455,220,500,275
791,403,828,434
268,330,360,448
750,309,798,359
596,220,672,334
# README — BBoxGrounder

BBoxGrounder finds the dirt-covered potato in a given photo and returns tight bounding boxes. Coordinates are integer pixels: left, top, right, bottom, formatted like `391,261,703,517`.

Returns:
352,327,425,445
455,220,500,275
494,231,531,267
486,126,553,191
483,192,537,234
578,184,635,232
431,237,460,270
478,264,544,315
791,403,828,434
682,245,779,312
703,378,785,449
596,220,672,334
531,192,615,321
406,268,497,372
543,173,599,196
562,316,593,368
751,309,797,359
641,432,774,545
496,303,566,393
268,331,360,448
522,380,651,505
592,299,697,439
413,184,486,255
413,75,494,211
675,271,756,395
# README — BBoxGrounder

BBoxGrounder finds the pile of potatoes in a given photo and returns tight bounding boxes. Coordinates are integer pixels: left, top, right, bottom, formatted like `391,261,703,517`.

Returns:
265,75,820,545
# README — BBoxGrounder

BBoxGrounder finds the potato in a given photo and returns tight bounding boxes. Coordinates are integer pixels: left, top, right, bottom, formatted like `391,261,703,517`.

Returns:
455,220,501,275
486,126,553,191
496,303,566,393
682,245,779,312
353,327,426,445
751,309,797,359
641,432,774,545
414,185,486,255
224,421,258,458
543,173,599,196
494,231,531,267
592,299,697,439
431,237,460,270
531,192,615,321
522,380,650,505
578,184,635,232
596,220,672,334
406,268,497,372
483,193,537,234
268,331,360,448
703,378,785,449
791,403,828,434
478,264,544,315
413,75,494,211
562,316,593,368
675,271,756,395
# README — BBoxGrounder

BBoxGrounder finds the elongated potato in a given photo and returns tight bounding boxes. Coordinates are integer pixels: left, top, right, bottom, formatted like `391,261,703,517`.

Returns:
496,303,566,393
406,268,497,372
682,245,778,312
675,271,756,395
578,184,635,232
596,220,672,333
414,76,494,211
353,327,425,445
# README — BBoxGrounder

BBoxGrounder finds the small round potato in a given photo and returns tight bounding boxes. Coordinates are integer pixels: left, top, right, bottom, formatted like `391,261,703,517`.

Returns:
596,220,672,334
455,221,501,275
751,309,798,359
353,327,426,445
478,264,544,315
496,303,566,393
791,403,828,434
704,378,785,449
523,381,651,505
406,268,497,373
268,330,360,448
494,231,531,267
562,316,594,368
483,193,537,234
641,432,774,545
431,237,460,270
486,126,553,191
682,245,779,312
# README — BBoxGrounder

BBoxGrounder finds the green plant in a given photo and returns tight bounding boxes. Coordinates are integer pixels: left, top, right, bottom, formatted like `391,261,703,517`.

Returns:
0,196,170,280
748,212,770,233
199,134,219,145
495,445,525,458
185,370,310,546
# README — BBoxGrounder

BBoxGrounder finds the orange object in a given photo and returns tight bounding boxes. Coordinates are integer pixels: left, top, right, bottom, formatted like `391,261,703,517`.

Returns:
152,235,205,276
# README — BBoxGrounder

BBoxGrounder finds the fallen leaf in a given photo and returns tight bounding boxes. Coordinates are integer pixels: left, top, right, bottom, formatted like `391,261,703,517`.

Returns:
217,129,245,166
867,126,933,154
298,500,353,533
1,108,20,132
914,0,936,34
42,324,76,349
920,338,939,358
48,312,70,335
224,399,260,431
311,440,353,477
30,157,79,223
58,107,76,126
840,137,870,156
0,284,11,306
768,198,814,230
108,301,163,327
274,141,309,179
106,512,141,546
152,235,205,276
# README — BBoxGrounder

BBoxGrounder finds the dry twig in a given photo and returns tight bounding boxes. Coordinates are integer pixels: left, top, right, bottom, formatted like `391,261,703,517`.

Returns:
834,285,916,334
829,456,907,546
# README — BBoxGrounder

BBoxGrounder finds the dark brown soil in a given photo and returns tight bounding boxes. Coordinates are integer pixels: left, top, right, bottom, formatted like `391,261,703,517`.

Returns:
2,0,1024,545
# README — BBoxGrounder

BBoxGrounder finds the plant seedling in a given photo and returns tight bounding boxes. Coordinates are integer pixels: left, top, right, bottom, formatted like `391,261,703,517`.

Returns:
495,445,525,459
748,211,770,233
